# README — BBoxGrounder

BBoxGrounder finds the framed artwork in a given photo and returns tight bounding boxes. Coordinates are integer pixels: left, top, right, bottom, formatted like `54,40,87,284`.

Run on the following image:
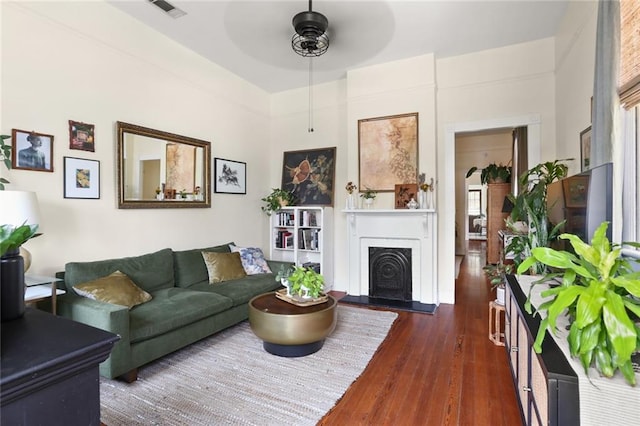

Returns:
358,112,418,191
68,120,95,152
394,183,418,209
166,143,195,193
281,147,336,206
11,129,54,172
214,158,246,194
562,175,589,208
580,126,592,172
64,157,100,199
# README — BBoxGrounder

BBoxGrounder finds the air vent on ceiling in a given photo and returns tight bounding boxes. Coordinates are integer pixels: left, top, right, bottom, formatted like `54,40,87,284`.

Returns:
148,0,187,19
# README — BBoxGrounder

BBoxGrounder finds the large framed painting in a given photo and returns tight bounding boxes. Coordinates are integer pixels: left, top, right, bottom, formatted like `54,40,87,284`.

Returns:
358,112,418,191
214,158,246,194
281,147,336,206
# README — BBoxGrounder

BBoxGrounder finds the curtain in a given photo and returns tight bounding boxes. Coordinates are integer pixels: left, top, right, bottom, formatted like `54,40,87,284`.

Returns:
511,126,528,195
591,0,620,168
621,108,638,243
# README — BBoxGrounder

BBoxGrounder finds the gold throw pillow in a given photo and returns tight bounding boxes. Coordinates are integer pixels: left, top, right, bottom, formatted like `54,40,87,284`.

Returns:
201,251,247,284
73,270,152,309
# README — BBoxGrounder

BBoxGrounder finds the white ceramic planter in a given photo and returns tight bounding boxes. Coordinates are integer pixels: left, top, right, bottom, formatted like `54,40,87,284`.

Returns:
496,286,506,305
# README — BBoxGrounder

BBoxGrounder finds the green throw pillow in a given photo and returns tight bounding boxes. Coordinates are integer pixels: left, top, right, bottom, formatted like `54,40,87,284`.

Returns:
201,251,246,284
73,270,152,309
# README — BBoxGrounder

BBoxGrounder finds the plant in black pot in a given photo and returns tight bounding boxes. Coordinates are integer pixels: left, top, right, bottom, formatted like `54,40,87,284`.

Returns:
1,223,39,321
466,162,512,184
518,222,640,386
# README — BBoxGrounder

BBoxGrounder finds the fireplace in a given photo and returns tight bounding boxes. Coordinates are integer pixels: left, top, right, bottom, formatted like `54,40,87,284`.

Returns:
369,247,412,301
345,209,437,304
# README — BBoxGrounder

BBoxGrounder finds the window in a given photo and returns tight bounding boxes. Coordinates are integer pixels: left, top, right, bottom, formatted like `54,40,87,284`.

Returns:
620,0,640,108
468,189,481,216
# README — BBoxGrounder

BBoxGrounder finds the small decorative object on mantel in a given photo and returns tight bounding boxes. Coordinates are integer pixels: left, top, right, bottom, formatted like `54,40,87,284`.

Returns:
345,181,357,209
418,173,435,209
359,187,377,209
394,183,418,209
407,197,419,209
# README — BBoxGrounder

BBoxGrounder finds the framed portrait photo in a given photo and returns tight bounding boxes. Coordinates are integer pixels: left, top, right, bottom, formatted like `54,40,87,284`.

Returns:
214,158,246,194
11,129,54,172
358,112,418,192
580,126,592,172
69,120,95,152
281,147,336,206
64,157,100,199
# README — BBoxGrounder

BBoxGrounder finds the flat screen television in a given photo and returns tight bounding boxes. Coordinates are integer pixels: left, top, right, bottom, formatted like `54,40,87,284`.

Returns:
546,162,613,250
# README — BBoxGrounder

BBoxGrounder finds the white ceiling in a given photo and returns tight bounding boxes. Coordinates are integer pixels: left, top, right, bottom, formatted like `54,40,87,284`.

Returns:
108,0,569,93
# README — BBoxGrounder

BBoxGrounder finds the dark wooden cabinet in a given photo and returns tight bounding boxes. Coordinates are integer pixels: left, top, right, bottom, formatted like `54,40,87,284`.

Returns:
1,308,118,425
486,183,511,264
505,275,580,426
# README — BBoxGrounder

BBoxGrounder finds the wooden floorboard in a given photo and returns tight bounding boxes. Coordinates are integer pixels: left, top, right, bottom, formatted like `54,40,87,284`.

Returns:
320,240,523,425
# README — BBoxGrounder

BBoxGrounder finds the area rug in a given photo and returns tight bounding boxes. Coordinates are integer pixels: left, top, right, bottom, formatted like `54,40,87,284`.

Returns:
100,305,398,425
338,295,436,314
455,255,464,278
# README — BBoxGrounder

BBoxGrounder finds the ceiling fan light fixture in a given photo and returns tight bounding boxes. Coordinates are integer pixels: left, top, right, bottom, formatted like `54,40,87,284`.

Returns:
291,2,329,57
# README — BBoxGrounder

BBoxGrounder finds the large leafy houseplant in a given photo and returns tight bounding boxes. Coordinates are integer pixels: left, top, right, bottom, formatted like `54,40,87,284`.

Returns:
261,188,295,216
466,163,512,184
0,223,39,256
506,159,570,273
517,222,640,385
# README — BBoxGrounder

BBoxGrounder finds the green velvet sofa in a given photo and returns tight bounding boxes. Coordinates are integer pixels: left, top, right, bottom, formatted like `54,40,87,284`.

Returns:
56,242,288,382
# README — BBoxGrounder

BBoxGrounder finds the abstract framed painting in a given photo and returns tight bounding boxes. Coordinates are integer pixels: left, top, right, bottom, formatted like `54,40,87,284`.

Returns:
358,112,418,192
68,120,95,152
281,147,336,206
214,158,246,194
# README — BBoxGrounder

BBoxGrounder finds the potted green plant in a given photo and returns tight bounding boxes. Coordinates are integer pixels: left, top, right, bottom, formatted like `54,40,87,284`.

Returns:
1,223,39,321
517,222,640,386
359,187,377,208
1,134,12,190
506,159,570,273
466,163,512,184
287,266,325,298
274,264,295,295
483,260,514,305
261,188,295,216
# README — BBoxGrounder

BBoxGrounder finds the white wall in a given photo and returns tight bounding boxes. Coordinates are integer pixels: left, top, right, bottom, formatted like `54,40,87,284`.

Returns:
437,38,556,303
1,2,272,276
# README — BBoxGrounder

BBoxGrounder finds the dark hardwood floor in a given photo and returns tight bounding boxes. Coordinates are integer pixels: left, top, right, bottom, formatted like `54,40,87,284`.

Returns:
320,240,523,425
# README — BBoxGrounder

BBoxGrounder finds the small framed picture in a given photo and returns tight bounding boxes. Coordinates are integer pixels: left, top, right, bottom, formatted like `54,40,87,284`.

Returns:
11,129,54,172
214,158,246,194
580,126,592,172
69,120,95,152
394,183,418,209
64,157,100,199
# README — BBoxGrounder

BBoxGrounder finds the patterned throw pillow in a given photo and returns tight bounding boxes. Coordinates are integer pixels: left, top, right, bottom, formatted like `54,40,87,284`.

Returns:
229,245,272,275
73,270,152,309
201,251,247,284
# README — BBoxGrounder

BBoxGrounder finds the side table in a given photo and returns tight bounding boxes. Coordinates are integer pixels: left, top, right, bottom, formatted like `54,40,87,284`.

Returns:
488,300,505,346
25,274,65,315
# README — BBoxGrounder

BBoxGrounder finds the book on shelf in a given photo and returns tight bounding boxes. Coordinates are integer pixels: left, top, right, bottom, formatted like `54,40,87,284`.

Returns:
277,212,295,227
275,230,294,249
298,210,318,227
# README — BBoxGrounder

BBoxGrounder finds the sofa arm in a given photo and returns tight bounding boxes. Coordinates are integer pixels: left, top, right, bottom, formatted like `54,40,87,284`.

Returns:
57,294,132,379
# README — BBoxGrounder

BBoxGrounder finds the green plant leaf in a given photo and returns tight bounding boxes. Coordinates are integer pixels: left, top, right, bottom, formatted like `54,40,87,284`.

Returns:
517,256,537,275
602,290,637,367
577,320,601,355
622,297,640,318
568,321,582,356
594,345,615,377
547,286,583,332
561,233,600,266
532,317,549,353
574,284,605,328
611,276,640,298
619,360,637,386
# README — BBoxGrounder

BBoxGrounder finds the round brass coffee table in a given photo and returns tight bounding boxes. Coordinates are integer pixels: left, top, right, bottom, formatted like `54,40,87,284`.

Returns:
248,292,337,357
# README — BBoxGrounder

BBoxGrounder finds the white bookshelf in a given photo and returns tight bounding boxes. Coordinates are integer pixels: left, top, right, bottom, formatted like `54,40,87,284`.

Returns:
270,206,333,285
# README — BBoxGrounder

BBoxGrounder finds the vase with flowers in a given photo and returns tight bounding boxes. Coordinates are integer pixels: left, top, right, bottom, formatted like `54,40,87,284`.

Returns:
345,181,357,209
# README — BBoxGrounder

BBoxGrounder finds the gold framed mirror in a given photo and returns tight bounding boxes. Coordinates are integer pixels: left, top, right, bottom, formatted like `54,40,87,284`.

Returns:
116,121,211,209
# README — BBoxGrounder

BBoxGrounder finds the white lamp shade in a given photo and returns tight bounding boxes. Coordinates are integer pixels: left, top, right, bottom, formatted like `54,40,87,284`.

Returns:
0,190,42,232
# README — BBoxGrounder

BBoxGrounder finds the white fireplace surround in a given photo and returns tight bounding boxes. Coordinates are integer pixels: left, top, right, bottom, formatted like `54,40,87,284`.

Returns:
344,209,438,305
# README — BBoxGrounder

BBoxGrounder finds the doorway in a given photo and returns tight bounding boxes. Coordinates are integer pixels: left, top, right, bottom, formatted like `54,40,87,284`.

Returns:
141,159,161,200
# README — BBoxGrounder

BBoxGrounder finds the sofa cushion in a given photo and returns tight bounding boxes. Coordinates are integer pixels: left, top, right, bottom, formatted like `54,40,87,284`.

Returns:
129,288,233,343
190,273,281,306
73,270,152,309
230,245,272,275
64,248,174,293
173,242,234,288
202,252,246,284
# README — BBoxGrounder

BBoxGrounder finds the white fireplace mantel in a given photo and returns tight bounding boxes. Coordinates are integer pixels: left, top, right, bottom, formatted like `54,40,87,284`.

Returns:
343,209,438,305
